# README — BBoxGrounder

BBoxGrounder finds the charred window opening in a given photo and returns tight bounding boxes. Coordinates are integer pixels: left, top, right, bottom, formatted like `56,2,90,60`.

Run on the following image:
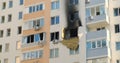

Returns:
64,28,78,39
50,32,59,41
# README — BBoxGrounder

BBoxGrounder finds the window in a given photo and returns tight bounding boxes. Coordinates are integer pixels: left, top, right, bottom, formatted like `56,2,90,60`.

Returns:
87,42,91,49
4,58,8,63
20,0,23,5
50,32,59,41
86,5,105,18
116,42,120,50
5,43,9,52
117,60,120,63
50,48,59,58
0,30,3,38
1,16,5,23
9,1,13,8
19,12,23,20
15,56,20,63
8,14,12,22
87,39,107,49
70,0,78,5
17,26,22,34
114,8,120,16
51,0,60,10
23,50,43,60
51,16,59,25
92,41,96,48
115,24,120,33
6,29,11,36
0,45,2,53
2,2,6,9
29,4,44,13
16,41,21,50
69,47,79,55
22,33,45,45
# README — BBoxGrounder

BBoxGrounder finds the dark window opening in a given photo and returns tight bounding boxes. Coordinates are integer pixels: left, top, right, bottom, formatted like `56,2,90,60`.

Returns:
70,28,78,38
18,26,22,34
40,33,43,40
96,12,100,15
115,24,120,33
50,32,59,41
0,45,2,52
31,35,34,43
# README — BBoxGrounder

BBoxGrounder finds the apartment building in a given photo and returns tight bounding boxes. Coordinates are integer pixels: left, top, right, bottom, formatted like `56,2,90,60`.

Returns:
1,0,120,63
0,0,24,63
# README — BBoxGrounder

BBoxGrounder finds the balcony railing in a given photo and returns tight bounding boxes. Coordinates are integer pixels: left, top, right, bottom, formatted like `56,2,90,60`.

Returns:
86,0,105,6
86,15,107,24
22,41,45,48
61,37,79,50
86,30,108,40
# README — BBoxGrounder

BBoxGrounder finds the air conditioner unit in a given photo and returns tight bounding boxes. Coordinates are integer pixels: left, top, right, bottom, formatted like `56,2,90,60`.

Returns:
86,0,90,3
34,25,40,30
89,16,94,20
53,39,59,44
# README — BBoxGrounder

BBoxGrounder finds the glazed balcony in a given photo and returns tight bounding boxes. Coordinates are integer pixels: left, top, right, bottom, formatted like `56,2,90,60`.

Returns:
86,30,109,40
85,0,106,7
86,14,109,27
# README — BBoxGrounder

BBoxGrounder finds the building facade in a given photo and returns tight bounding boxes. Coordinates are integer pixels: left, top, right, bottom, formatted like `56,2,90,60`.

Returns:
0,0,120,63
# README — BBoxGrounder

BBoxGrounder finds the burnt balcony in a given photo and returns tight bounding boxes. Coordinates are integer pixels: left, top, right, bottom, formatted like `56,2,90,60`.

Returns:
61,37,79,50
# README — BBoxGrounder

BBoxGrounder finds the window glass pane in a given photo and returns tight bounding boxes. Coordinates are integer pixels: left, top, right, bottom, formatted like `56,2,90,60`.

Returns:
100,5,105,15
116,42,120,50
9,1,13,8
86,8,91,18
56,16,59,24
114,8,118,16
91,7,95,16
56,1,60,9
34,34,40,42
70,49,74,55
55,48,59,57
102,39,106,47
20,0,23,5
87,42,91,49
92,41,96,48
97,40,101,48
96,6,100,16
40,18,44,27
29,7,32,13
51,17,55,25
50,49,54,58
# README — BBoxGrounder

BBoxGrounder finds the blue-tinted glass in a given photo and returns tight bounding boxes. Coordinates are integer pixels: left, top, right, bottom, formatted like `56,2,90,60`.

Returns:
92,41,96,48
20,0,23,5
19,12,23,20
9,1,13,8
39,4,43,10
40,18,44,27
75,0,78,4
114,8,118,16
56,16,59,24
36,5,39,11
29,7,32,13
70,49,74,55
87,42,91,49
116,42,120,50
86,8,90,18
33,6,35,12
56,1,60,9
34,34,40,42
102,39,106,47
51,17,55,25
100,5,105,15
51,2,56,10
97,40,101,47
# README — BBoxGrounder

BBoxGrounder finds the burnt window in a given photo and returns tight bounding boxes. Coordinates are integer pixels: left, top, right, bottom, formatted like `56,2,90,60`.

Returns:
50,32,59,41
